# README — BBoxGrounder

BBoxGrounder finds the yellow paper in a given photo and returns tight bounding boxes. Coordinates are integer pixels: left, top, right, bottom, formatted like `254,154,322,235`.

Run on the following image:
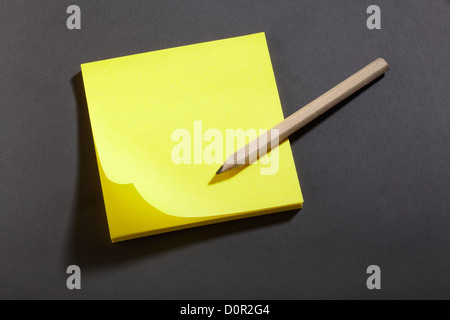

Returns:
81,32,303,242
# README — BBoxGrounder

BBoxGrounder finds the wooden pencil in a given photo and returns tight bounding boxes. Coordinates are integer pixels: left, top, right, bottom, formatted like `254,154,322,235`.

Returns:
216,58,389,174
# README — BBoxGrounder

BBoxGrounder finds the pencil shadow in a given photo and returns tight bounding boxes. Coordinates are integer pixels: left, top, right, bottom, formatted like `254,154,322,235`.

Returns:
208,164,249,185
288,74,385,143
208,74,384,183
66,72,299,272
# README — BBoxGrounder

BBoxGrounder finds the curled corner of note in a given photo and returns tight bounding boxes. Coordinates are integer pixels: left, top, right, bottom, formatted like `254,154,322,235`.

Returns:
95,153,177,214
96,156,216,242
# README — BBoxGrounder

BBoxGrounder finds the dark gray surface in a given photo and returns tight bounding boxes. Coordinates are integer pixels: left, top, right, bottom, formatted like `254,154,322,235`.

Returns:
1,0,449,299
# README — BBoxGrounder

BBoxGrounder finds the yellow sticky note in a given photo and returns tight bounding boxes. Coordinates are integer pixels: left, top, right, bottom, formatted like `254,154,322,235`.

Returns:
81,32,303,242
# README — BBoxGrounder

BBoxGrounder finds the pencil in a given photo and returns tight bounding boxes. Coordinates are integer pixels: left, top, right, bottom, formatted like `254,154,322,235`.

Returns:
216,58,389,174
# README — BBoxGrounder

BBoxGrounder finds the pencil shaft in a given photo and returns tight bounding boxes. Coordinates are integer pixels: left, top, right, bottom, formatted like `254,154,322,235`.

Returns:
220,58,389,173
273,58,389,141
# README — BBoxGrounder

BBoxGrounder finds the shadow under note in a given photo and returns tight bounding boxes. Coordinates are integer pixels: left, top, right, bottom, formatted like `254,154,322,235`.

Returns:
67,72,299,272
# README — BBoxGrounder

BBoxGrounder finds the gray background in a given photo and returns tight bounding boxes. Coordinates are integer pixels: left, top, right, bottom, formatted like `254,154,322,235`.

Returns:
1,0,449,299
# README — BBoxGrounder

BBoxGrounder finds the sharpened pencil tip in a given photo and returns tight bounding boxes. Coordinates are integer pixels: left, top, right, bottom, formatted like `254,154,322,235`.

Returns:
216,165,224,175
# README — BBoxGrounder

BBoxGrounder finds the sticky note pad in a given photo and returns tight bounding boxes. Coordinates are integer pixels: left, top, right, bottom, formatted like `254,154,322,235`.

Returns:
81,32,303,242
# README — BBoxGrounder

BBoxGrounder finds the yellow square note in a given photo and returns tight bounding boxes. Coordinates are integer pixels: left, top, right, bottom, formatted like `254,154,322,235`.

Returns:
81,32,303,242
